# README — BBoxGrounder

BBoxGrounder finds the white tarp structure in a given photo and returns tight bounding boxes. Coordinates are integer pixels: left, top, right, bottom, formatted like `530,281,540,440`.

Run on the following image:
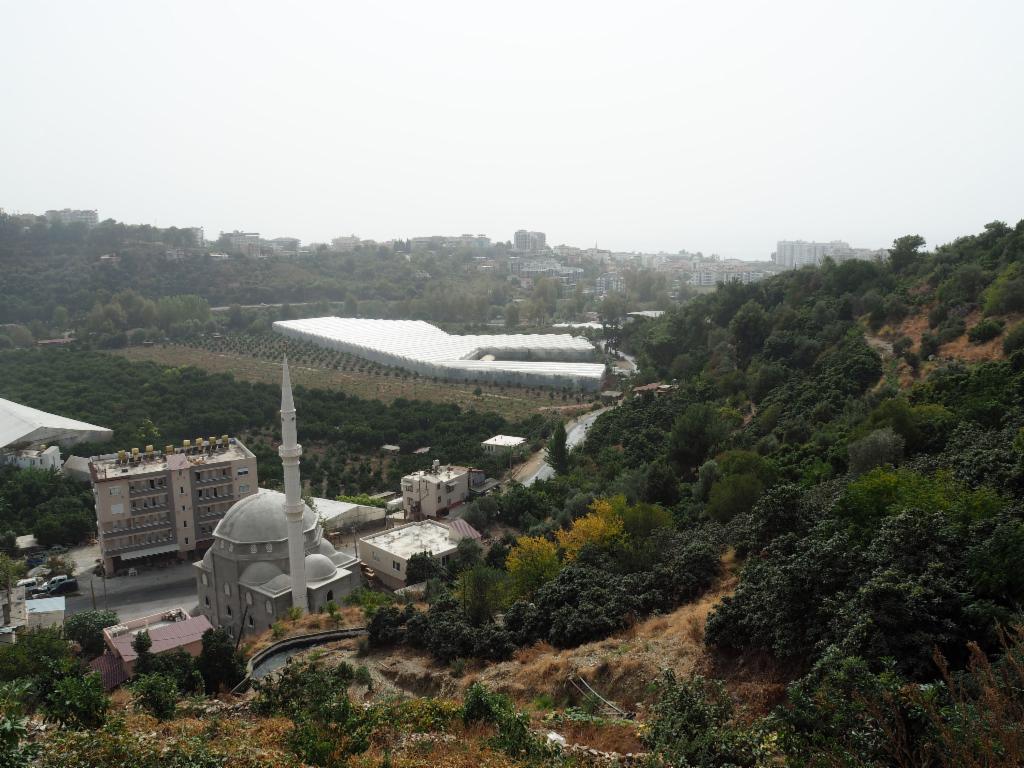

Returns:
0,398,113,451
274,317,605,391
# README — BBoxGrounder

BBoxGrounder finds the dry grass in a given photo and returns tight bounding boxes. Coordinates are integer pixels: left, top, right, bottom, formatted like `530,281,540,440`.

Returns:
110,345,563,420
466,550,759,712
241,605,366,658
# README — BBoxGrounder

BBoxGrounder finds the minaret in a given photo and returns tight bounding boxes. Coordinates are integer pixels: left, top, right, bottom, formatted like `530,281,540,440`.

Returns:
279,357,308,612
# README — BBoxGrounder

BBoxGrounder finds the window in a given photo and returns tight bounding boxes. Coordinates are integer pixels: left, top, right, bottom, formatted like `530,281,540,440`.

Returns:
180,487,184,494
265,600,272,614
223,583,231,596
326,590,333,602
183,520,188,528
265,543,273,552
237,467,249,476
392,560,401,572
248,615,254,628
226,605,232,617
202,574,208,586
204,596,209,606
185,537,189,545
250,544,257,554
239,484,250,494
372,551,379,561
441,555,450,566
109,487,121,496
245,592,253,606
437,496,441,504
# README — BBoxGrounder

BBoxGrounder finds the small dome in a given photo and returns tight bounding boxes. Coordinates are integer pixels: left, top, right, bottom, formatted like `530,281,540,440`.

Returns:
318,538,338,557
202,548,214,568
304,553,337,582
239,561,283,586
214,489,317,544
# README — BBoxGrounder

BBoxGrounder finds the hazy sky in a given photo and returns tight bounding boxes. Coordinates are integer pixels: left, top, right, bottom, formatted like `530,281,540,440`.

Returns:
2,1,1021,259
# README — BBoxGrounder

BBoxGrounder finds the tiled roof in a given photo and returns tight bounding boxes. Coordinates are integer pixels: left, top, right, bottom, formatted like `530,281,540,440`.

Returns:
110,615,213,664
90,653,129,691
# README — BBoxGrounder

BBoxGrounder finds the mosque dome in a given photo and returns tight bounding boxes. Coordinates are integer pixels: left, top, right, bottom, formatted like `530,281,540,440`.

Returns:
239,561,283,586
214,488,317,544
304,553,337,582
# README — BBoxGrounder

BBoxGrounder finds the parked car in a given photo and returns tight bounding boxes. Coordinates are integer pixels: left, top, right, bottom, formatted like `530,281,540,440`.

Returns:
45,573,71,589
25,554,46,568
16,577,42,590
46,578,78,596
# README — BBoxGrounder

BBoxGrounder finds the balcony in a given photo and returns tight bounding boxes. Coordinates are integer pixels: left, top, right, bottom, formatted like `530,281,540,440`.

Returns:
104,536,176,554
130,499,169,514
195,474,232,485
103,518,172,536
129,483,168,498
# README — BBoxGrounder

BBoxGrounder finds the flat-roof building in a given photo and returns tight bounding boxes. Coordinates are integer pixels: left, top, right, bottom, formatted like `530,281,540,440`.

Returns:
481,435,527,457
358,520,475,589
90,437,258,574
400,461,472,520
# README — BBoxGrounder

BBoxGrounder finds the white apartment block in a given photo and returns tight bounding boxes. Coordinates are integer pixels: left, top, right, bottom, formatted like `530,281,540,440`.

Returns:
225,231,261,258
45,209,99,227
773,240,887,269
400,461,470,519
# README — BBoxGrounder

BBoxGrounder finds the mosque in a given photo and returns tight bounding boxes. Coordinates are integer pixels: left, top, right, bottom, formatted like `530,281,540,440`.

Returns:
194,359,360,637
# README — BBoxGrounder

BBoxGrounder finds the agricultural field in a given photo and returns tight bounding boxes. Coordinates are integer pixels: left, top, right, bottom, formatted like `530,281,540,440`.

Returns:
111,334,592,420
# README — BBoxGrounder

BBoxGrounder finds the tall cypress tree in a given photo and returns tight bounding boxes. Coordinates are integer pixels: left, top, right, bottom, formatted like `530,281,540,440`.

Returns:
546,421,569,475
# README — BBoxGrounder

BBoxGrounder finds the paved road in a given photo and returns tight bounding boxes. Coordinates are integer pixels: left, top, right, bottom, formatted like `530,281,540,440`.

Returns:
66,560,199,621
524,407,610,486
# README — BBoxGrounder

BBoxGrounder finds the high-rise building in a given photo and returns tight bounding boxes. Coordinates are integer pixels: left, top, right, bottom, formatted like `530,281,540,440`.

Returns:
90,438,258,574
772,240,886,269
45,209,98,227
514,229,546,252
224,231,261,258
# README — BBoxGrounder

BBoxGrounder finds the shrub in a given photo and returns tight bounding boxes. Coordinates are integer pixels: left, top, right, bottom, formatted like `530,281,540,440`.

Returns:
848,427,904,476
64,610,118,658
968,317,1004,343
1003,323,1024,355
132,673,179,721
643,671,765,767
45,673,108,729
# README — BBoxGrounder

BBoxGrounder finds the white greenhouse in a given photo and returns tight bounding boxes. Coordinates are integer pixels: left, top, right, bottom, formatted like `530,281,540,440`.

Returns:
273,317,605,391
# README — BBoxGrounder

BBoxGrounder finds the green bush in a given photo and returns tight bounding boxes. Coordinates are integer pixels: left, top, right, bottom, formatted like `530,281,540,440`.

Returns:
1003,323,1024,355
968,317,1004,343
643,671,765,767
63,611,118,658
132,673,179,721
44,673,108,729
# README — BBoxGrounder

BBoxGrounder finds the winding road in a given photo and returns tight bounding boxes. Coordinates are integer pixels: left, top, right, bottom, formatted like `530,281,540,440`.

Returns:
522,407,609,486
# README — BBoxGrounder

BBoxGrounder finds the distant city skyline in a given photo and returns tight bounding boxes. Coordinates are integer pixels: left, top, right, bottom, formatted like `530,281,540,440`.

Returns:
2,2,1021,260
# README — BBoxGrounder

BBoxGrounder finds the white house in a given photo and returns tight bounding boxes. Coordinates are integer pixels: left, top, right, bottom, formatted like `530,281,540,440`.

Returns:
358,520,476,590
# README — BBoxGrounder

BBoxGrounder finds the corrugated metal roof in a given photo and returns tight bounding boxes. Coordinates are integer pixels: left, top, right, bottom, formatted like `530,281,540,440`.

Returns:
447,518,482,541
26,596,65,614
109,615,213,664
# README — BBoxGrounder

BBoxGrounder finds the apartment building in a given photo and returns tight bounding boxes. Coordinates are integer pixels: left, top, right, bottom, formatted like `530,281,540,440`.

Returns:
90,437,257,574
400,461,471,519
513,229,546,252
45,208,99,226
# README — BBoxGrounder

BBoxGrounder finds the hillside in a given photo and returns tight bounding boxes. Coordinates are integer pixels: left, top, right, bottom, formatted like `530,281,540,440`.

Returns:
7,220,1024,767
